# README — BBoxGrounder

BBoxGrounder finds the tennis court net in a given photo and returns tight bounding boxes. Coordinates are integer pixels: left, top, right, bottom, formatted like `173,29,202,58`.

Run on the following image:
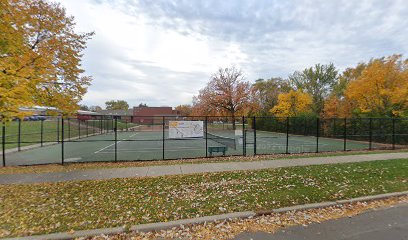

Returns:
206,132,237,149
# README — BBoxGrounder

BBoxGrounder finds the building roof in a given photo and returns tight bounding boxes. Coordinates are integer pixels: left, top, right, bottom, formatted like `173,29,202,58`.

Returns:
19,106,59,112
77,110,99,115
133,106,173,109
97,109,133,116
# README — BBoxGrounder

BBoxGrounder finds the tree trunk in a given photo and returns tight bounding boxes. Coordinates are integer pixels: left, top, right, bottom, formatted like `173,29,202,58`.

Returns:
231,111,236,130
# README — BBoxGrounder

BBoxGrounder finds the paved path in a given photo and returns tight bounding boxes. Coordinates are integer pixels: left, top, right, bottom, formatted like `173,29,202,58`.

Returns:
234,202,408,240
0,152,407,184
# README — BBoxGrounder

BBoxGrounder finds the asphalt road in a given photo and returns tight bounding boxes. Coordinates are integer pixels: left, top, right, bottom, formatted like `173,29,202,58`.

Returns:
234,202,408,240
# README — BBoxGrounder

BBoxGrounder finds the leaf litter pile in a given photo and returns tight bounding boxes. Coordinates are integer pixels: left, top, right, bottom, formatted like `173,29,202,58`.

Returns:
84,196,408,240
0,159,407,238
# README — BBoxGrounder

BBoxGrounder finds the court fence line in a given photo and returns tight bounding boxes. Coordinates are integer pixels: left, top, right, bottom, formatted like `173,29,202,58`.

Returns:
1,115,408,166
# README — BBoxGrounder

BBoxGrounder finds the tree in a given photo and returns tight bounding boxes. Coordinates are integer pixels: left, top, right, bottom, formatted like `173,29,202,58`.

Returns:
0,0,94,121
344,55,408,117
322,95,355,118
79,105,89,111
105,100,129,110
271,90,313,117
251,78,290,115
322,63,366,118
332,63,366,98
89,105,102,112
194,66,252,129
138,103,147,107
175,104,192,116
289,63,338,115
0,0,32,121
191,96,219,116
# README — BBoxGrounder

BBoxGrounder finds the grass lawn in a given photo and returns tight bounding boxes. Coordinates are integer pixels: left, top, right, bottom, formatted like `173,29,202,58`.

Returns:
0,158,407,237
2,120,59,149
0,149,407,175
1,120,136,150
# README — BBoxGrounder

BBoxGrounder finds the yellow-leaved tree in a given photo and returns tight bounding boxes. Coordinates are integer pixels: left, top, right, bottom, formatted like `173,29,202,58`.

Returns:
271,90,313,117
0,0,94,121
321,64,366,118
344,55,408,117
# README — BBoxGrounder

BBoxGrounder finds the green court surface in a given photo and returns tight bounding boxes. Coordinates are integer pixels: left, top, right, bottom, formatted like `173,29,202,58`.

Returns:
3,129,389,166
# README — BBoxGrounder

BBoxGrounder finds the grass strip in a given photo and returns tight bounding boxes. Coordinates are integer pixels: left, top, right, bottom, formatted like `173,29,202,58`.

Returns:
0,158,407,237
0,149,407,175
89,196,408,240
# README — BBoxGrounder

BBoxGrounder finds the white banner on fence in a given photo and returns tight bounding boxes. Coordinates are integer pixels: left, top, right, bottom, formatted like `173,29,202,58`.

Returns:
169,121,204,139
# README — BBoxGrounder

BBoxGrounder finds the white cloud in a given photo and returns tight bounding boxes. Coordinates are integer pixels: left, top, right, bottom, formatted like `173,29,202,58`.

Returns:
57,0,408,107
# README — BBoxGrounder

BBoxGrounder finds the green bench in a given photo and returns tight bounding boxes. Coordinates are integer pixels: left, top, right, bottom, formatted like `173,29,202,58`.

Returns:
208,146,227,156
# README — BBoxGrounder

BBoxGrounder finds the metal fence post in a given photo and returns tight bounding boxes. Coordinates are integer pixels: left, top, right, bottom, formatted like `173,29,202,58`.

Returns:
286,117,289,154
303,118,306,135
242,116,246,156
392,118,396,150
316,118,320,153
114,117,117,162
100,118,102,134
352,119,356,135
253,116,257,155
67,118,71,139
2,122,5,167
86,120,89,137
61,117,64,165
344,118,347,151
205,116,208,158
18,118,21,151
369,118,372,150
78,118,81,139
40,119,44,147
92,119,95,135
162,116,165,160
57,117,60,143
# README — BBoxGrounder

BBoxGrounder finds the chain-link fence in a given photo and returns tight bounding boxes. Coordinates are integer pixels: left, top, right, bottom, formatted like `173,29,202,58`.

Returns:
1,116,407,166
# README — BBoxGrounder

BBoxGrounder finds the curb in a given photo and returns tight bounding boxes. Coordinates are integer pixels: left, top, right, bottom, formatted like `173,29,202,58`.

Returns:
335,191,408,204
1,227,125,240
4,191,408,240
130,211,255,232
262,201,337,215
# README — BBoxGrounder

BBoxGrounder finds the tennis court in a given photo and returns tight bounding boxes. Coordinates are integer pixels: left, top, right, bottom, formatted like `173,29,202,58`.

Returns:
4,128,386,166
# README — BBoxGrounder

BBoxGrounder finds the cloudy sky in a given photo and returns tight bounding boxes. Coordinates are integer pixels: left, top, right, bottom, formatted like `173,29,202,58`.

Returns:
56,0,408,108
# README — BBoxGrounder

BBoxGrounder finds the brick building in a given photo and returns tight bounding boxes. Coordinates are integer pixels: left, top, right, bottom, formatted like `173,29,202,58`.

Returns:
132,106,180,124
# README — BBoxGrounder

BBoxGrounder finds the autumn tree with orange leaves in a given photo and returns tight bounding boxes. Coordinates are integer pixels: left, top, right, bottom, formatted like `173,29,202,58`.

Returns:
193,67,254,129
345,55,408,117
323,55,408,118
322,63,366,118
189,55,408,120
0,0,94,121
175,104,193,116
